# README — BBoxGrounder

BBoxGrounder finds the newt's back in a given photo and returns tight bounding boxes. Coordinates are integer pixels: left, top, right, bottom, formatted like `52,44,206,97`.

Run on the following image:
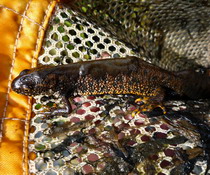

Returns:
74,57,210,100
75,57,184,98
11,56,210,101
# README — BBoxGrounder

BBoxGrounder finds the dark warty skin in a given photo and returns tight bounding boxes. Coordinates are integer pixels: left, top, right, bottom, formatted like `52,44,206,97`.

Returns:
11,56,210,115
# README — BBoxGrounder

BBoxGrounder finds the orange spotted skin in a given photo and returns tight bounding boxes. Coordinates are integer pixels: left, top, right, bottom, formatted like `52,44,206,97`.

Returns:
75,57,183,97
11,56,210,115
77,68,180,97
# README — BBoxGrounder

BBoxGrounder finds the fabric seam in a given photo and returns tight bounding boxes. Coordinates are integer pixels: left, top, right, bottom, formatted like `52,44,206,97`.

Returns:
22,1,57,175
0,4,44,28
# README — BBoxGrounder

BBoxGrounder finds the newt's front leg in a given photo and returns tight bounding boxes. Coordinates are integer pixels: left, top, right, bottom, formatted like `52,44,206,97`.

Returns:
39,95,73,116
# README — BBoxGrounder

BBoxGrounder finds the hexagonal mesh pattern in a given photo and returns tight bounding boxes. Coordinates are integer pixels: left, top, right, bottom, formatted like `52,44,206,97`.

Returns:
28,3,210,175
71,0,210,71
38,7,140,66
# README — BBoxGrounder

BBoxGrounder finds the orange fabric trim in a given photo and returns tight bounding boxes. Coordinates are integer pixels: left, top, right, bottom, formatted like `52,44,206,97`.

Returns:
0,0,58,175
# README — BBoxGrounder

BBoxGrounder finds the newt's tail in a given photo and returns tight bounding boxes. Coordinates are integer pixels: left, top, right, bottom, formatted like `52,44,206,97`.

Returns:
175,68,210,99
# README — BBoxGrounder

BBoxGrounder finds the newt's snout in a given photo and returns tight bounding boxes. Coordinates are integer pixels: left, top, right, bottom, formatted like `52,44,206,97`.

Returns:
11,71,42,96
12,76,33,96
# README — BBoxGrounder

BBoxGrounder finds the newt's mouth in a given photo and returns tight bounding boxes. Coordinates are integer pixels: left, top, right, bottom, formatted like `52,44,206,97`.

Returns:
12,88,33,96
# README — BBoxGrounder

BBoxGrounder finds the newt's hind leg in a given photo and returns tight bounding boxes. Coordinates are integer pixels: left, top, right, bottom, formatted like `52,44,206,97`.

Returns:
132,88,166,117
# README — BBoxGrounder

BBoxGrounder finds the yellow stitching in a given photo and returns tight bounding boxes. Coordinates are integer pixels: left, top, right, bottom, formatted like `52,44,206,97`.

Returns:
0,0,31,174
33,0,57,67
22,1,58,175
0,118,27,122
0,118,27,143
20,1,35,174
2,1,32,117
0,5,25,141
0,5,44,29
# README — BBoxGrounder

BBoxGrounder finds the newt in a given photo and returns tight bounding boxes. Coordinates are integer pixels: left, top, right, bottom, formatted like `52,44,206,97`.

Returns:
11,56,210,115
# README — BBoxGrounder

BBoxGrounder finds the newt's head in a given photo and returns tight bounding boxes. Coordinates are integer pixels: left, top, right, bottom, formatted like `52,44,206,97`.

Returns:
11,69,44,96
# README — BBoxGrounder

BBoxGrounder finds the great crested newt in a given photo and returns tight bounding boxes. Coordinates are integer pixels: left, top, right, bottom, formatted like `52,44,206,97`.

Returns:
11,56,210,115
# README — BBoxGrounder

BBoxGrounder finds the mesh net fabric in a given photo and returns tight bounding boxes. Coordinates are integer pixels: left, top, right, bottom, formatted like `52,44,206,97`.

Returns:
29,1,210,175
69,0,210,71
